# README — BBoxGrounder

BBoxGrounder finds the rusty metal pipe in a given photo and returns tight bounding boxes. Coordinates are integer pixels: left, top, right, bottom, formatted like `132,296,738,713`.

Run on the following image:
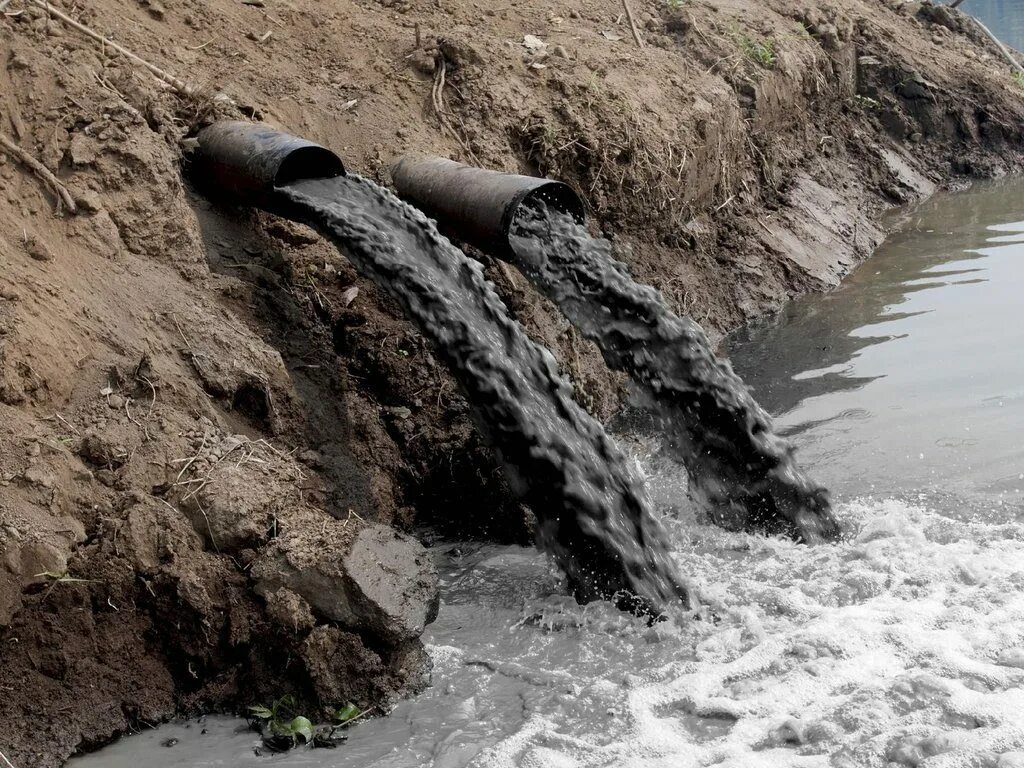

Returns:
191,121,345,210
390,156,585,257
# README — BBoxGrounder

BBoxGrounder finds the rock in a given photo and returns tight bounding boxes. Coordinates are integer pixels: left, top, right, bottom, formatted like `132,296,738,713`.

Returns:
76,190,103,213
523,34,547,53
344,525,440,643
68,133,100,167
901,80,930,100
254,522,439,646
24,236,53,262
79,428,129,468
187,464,277,551
22,464,55,489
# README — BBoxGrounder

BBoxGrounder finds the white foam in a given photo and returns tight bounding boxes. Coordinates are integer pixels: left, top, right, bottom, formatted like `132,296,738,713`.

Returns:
464,499,1024,767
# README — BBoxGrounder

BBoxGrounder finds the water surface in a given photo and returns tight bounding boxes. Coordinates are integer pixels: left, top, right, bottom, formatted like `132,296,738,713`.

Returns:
970,0,1024,51
727,177,1024,506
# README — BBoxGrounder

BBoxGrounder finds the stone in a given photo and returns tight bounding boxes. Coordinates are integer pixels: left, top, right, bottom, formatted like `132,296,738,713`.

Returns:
79,428,128,468
76,190,103,213
254,521,439,646
344,525,440,643
24,237,53,262
68,134,100,167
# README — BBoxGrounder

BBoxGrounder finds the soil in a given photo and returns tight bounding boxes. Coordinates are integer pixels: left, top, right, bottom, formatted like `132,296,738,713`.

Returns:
2,0,1024,764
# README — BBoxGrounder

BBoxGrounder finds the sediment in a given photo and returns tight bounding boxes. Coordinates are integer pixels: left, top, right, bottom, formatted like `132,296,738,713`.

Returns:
2,0,1024,764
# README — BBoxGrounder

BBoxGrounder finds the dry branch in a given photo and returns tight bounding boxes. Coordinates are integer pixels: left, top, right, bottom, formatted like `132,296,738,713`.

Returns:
25,0,231,102
621,0,644,48
972,17,1024,74
0,131,77,214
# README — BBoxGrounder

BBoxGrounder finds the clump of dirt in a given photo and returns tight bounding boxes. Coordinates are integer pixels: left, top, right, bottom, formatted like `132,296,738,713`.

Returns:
2,0,1024,765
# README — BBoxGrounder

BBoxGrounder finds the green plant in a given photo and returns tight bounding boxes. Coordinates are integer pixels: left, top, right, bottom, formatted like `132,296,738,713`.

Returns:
665,0,685,9
248,696,314,748
1013,70,1024,90
333,703,362,725
738,35,776,69
247,698,365,752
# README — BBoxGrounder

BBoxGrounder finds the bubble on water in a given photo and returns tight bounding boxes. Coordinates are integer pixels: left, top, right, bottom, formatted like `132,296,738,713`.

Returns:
453,497,1024,767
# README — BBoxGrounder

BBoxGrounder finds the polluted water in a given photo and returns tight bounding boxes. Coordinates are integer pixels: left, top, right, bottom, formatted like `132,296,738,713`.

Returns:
72,181,1024,767
508,202,836,542
276,174,689,612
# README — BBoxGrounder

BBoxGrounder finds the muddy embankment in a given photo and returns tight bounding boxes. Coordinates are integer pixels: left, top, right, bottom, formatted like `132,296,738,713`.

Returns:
2,0,1024,764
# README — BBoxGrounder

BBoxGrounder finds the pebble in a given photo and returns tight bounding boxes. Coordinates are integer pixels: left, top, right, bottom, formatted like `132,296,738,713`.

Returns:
107,394,125,410
76,191,103,213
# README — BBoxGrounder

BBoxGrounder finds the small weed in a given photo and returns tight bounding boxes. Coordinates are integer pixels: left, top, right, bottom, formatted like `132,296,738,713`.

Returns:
247,697,365,752
248,697,314,750
738,35,776,69
665,0,685,9
333,703,362,725
1013,70,1024,90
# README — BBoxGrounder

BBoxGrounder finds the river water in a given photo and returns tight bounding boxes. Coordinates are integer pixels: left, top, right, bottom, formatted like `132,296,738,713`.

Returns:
73,176,1024,767
970,0,1024,50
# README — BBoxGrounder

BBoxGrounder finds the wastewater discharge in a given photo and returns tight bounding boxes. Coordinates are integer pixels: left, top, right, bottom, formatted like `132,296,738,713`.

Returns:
508,203,838,542
277,174,689,611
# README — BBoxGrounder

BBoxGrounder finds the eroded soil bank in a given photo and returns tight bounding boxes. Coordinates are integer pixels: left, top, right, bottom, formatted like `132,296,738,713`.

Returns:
2,0,1024,764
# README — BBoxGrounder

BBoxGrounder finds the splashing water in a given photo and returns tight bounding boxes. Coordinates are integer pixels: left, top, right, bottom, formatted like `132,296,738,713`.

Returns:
275,175,688,610
508,203,836,542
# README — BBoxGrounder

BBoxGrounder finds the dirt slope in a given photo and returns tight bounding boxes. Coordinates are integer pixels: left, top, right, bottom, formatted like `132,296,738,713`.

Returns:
2,0,1024,764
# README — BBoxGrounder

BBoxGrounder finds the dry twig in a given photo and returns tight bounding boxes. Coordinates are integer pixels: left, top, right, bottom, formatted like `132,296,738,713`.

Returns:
25,0,232,102
431,55,479,162
0,131,77,214
972,17,1024,74
621,0,644,48
0,747,18,768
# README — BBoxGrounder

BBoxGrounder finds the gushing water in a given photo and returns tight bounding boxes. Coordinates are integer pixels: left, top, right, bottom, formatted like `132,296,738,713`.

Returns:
508,203,837,542
276,175,688,610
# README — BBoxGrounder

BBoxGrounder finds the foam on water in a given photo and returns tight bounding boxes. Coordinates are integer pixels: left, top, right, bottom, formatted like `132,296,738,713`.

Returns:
71,492,1024,768
421,491,1024,768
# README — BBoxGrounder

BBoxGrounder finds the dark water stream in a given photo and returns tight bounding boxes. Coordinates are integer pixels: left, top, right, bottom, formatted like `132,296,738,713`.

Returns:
277,175,689,611
509,204,836,542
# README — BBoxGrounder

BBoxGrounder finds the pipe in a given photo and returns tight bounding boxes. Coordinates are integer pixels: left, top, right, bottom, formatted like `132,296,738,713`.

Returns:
390,156,585,257
191,121,345,209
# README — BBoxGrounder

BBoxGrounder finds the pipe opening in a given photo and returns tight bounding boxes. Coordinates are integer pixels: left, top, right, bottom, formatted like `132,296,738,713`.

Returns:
518,183,586,227
275,146,345,188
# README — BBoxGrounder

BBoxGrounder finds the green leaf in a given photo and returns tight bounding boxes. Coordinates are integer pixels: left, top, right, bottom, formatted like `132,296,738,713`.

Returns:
288,716,314,743
334,703,361,724
248,705,274,720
